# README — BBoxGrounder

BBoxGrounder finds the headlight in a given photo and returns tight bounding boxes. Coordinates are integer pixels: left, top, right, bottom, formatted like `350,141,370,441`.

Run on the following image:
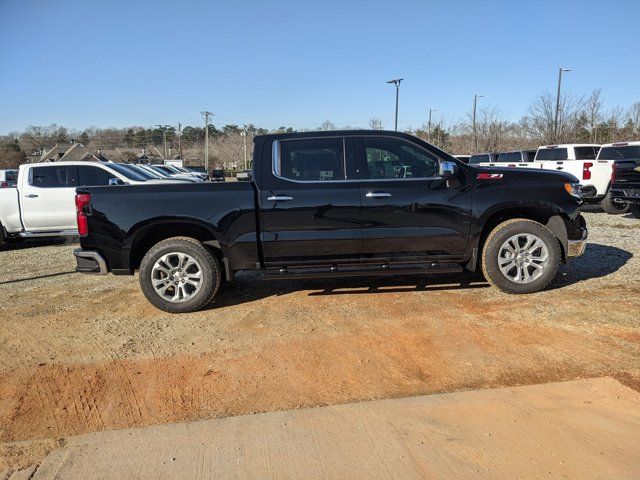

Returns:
564,182,582,199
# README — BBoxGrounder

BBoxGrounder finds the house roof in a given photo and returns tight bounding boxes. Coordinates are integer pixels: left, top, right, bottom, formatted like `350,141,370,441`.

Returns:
40,143,109,162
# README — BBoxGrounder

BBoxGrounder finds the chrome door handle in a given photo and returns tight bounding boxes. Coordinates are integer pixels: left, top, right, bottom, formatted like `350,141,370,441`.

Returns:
267,195,294,201
25,194,38,198
365,192,392,199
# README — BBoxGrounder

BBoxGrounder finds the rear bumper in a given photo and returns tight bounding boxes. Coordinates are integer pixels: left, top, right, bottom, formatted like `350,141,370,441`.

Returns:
567,228,587,257
74,248,108,275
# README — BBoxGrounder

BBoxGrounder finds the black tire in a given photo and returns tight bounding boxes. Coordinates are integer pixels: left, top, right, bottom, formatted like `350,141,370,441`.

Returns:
139,236,221,313
481,219,561,294
630,204,640,219
601,190,630,215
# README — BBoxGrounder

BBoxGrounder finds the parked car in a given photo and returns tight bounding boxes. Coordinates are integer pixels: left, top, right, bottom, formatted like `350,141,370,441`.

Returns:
168,165,209,181
468,153,499,165
209,169,226,182
236,169,252,181
0,169,18,188
74,130,587,313
0,161,179,244
608,142,640,218
453,155,471,164
150,164,205,182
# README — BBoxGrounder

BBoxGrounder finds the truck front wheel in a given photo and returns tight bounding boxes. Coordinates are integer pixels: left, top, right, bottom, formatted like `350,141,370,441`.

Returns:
481,219,561,294
139,237,221,313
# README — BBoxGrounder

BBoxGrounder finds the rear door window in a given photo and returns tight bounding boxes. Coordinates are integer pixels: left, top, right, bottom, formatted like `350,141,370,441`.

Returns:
574,147,598,160
535,148,568,161
275,138,345,181
29,166,71,188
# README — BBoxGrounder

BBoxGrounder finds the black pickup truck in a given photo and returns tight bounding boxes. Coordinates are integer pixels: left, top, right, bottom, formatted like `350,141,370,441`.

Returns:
74,130,587,313
610,157,640,219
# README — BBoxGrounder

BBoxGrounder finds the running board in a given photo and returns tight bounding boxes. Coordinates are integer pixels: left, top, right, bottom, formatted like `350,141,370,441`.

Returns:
18,229,78,238
262,263,463,280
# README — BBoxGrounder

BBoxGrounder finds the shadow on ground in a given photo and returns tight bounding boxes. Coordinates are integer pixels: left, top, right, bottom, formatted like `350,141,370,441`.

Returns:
553,242,632,288
210,242,631,308
0,237,78,252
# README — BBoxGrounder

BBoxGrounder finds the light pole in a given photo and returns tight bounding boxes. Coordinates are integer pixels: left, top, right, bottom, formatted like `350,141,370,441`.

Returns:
554,68,571,142
387,78,403,131
201,111,213,172
428,108,437,142
472,94,483,153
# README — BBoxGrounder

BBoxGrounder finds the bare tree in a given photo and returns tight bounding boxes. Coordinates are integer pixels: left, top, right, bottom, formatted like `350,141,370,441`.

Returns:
368,117,383,130
584,89,604,142
318,120,336,131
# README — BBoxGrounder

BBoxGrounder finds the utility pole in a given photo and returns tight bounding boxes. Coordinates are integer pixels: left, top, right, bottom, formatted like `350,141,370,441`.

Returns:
387,78,403,131
201,111,213,172
155,124,169,160
472,94,483,154
241,128,247,170
428,108,437,142
177,122,182,159
554,68,572,142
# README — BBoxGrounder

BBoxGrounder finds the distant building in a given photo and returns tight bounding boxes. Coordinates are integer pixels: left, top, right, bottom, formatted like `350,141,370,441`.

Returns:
37,143,109,162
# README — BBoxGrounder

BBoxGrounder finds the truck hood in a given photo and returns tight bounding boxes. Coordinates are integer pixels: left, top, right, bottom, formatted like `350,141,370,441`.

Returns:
474,165,579,184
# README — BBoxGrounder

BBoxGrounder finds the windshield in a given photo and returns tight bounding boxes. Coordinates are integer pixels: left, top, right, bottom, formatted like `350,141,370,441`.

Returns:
5,170,18,181
598,145,640,160
120,164,156,180
107,163,148,181
165,165,182,173
152,165,174,175
535,148,568,161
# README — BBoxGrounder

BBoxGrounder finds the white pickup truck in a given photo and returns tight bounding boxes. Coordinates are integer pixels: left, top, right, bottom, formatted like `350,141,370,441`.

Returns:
479,144,624,212
0,161,183,245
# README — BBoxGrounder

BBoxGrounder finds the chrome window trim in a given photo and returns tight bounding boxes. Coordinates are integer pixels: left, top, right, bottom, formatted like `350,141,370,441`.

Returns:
271,135,446,184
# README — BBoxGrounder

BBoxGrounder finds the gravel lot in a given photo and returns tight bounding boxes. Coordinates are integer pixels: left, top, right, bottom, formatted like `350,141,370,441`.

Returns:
1,209,639,470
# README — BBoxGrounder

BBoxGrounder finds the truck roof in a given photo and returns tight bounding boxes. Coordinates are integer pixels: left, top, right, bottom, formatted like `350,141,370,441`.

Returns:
20,160,113,168
538,144,600,149
598,141,640,147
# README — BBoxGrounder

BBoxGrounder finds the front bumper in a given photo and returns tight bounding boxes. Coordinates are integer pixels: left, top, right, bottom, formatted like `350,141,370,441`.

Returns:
567,228,588,257
74,249,108,275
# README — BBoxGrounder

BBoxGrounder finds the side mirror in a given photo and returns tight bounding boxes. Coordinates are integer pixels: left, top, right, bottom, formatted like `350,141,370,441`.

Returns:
108,178,125,186
438,161,458,179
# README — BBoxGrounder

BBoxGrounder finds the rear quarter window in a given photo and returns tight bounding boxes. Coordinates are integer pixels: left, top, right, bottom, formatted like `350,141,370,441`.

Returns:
469,154,490,164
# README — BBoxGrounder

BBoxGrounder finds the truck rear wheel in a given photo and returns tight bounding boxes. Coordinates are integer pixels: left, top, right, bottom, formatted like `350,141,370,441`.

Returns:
601,190,630,215
481,219,561,294
139,236,221,313
630,204,640,219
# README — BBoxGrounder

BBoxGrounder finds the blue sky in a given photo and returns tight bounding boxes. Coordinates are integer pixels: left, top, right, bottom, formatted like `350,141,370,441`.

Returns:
0,0,638,133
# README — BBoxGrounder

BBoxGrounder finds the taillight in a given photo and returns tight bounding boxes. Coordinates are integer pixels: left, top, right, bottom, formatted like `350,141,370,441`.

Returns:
582,162,593,180
611,163,617,183
75,193,91,236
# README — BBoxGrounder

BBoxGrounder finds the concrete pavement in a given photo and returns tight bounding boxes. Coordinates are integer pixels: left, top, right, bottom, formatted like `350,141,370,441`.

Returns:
27,377,640,479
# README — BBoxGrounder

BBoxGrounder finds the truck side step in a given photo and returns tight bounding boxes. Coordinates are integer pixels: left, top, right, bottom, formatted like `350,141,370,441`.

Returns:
262,263,463,280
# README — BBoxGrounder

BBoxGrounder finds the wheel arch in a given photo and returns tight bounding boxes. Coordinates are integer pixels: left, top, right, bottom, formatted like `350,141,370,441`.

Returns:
467,206,569,271
128,218,225,273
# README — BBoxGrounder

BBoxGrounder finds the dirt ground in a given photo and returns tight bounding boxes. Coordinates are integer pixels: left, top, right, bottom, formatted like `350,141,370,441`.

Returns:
1,209,639,470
